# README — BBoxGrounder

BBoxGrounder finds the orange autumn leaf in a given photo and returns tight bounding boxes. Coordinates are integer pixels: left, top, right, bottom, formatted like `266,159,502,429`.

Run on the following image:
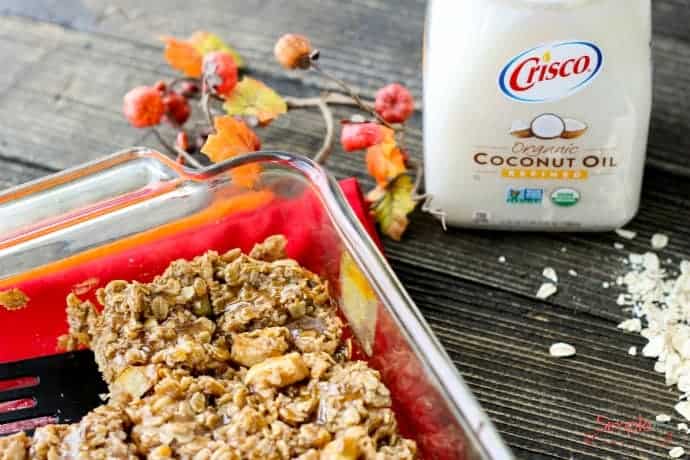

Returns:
161,36,203,77
365,127,407,186
201,116,262,187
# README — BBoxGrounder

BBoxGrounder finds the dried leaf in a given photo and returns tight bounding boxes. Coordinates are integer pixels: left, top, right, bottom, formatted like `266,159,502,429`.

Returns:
372,174,417,241
161,36,203,77
0,288,29,311
223,78,287,126
189,31,245,68
365,127,406,186
201,116,262,187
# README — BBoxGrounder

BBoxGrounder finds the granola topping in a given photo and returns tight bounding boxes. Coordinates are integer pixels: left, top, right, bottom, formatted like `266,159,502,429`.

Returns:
0,235,416,459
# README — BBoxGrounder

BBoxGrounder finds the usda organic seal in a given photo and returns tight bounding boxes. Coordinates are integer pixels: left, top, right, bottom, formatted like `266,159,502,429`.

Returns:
551,188,580,207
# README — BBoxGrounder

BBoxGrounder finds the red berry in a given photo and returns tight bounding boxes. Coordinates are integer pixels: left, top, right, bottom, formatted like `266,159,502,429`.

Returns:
162,92,191,125
123,86,165,128
154,80,167,92
202,51,238,97
340,123,383,152
176,131,190,152
180,81,199,97
375,83,414,124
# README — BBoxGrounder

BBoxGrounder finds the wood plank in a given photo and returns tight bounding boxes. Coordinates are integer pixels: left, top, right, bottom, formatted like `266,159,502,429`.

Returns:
0,158,53,189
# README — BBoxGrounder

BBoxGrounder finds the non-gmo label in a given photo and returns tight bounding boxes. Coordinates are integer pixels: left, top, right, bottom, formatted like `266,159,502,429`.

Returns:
551,188,580,207
498,41,603,103
507,188,544,205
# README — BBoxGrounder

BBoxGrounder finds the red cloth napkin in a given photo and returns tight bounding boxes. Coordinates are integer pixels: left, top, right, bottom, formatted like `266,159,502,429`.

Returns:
0,178,379,363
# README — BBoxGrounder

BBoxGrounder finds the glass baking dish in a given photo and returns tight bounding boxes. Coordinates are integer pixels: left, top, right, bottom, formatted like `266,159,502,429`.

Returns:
0,148,512,460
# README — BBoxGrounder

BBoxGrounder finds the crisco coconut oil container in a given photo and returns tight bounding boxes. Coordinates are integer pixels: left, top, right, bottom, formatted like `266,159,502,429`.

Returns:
423,0,652,230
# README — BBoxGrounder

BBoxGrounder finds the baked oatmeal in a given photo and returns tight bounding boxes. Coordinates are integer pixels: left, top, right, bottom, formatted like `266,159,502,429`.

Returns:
0,235,417,460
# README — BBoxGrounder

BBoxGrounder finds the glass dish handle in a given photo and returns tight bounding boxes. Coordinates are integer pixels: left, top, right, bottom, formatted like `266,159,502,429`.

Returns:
0,148,181,240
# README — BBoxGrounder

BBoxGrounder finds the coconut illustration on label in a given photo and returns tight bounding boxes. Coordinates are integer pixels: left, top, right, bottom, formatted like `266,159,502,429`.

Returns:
509,120,532,138
561,118,588,139
531,113,566,140
510,114,588,139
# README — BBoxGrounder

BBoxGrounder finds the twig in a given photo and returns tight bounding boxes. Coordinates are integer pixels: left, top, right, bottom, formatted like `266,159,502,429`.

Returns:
310,62,395,130
285,96,335,164
168,77,199,92
151,127,204,169
200,90,215,131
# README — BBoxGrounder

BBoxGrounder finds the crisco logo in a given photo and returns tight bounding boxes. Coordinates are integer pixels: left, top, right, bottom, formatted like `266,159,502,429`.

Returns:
499,41,603,103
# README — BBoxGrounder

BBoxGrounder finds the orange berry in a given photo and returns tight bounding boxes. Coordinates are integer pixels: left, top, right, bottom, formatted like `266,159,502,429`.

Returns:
123,86,165,128
274,34,312,70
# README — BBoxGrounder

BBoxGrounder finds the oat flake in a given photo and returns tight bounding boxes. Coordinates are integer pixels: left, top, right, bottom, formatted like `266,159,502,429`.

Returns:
652,233,670,250
657,414,672,423
614,242,625,250
618,318,642,333
676,401,690,421
670,446,685,458
549,342,576,358
616,228,637,240
628,346,637,356
543,267,558,283
536,283,557,300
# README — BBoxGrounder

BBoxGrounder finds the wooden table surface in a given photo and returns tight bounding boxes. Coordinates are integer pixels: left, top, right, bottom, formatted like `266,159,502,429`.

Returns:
1,1,690,458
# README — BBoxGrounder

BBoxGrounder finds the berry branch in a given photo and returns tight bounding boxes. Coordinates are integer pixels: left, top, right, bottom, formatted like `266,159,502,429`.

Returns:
310,63,396,131
122,31,421,240
150,127,203,169
284,95,335,164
